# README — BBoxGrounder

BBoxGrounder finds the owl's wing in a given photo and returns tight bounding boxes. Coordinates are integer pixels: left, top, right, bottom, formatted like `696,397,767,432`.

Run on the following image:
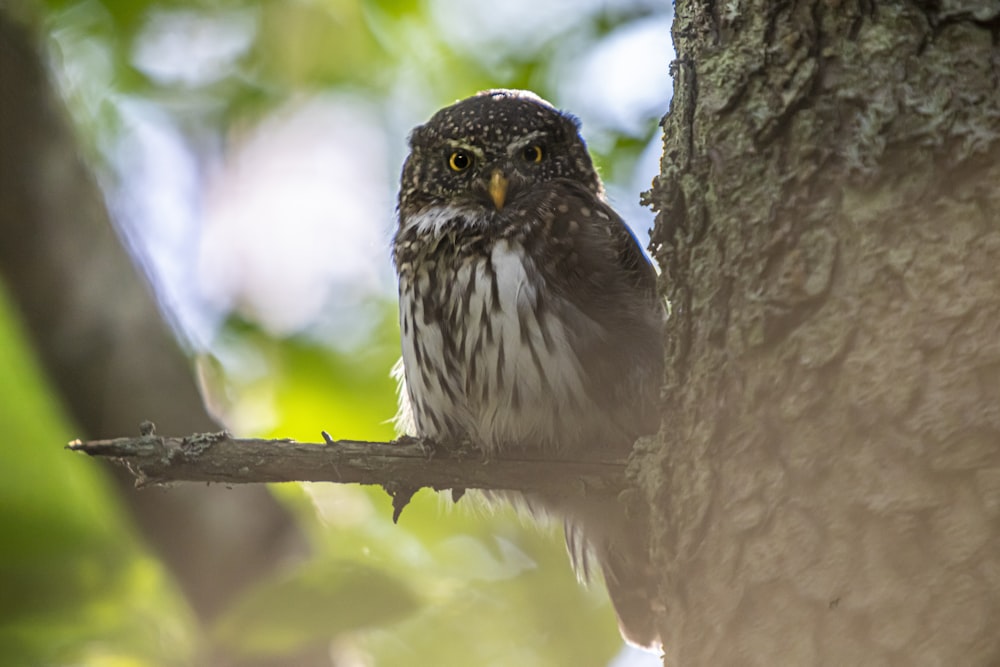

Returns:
527,179,665,445
607,203,659,302
534,179,660,320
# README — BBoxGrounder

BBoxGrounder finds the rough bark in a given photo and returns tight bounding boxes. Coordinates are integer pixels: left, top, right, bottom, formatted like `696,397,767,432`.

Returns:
644,2,1000,664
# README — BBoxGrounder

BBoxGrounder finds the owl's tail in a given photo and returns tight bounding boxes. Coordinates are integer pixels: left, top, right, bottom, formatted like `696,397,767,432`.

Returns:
599,543,663,650
564,510,662,651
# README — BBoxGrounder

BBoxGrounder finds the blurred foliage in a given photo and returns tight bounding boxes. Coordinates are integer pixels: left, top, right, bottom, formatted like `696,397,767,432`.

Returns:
213,559,420,657
7,0,670,664
198,312,623,664
41,0,667,181
0,284,195,667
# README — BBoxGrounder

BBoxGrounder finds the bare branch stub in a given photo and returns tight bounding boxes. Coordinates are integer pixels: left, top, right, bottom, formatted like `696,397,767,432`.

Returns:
66,431,628,500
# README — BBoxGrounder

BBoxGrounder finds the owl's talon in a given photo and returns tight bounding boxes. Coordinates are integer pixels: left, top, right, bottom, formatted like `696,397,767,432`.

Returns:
446,439,481,461
417,438,437,460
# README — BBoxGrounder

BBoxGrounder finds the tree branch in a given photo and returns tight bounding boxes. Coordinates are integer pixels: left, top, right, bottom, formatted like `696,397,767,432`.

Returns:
66,426,628,502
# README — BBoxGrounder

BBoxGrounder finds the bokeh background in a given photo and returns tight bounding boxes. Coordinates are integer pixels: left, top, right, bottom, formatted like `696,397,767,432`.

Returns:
0,0,673,665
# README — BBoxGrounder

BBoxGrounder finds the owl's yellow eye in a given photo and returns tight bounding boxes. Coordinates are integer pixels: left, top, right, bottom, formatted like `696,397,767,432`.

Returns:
448,151,473,171
522,145,543,163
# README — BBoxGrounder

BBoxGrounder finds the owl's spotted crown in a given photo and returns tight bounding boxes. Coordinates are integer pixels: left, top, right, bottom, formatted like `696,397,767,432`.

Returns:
411,89,578,145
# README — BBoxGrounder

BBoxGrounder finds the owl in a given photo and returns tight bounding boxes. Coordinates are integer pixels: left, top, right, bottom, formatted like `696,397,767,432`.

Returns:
392,89,664,648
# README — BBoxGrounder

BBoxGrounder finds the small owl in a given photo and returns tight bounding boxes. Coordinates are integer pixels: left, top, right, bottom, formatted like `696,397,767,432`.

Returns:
393,89,664,648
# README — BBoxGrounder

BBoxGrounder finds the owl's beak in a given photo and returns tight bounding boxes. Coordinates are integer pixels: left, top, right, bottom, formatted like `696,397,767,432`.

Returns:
488,170,508,210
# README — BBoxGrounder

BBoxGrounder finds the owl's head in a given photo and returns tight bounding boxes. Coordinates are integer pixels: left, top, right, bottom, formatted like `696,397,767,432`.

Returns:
398,89,603,219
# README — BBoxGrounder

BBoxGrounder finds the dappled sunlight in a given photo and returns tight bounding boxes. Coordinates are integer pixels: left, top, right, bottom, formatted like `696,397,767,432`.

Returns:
131,7,257,87
198,95,394,336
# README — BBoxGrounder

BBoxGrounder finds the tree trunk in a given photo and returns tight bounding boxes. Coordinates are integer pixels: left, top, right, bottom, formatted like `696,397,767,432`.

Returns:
0,12,311,662
645,2,1000,664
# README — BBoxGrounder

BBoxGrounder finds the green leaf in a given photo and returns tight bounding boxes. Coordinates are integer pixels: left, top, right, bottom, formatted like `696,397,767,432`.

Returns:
363,571,620,667
213,559,421,657
0,283,195,666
